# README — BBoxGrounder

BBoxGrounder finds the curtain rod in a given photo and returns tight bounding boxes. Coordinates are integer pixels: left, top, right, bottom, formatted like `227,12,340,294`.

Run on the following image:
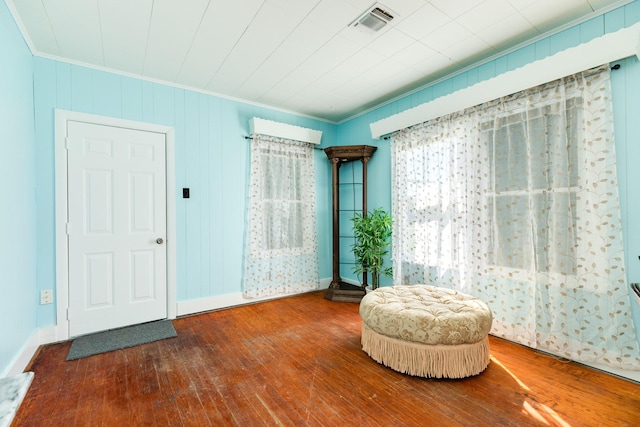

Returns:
244,136,325,150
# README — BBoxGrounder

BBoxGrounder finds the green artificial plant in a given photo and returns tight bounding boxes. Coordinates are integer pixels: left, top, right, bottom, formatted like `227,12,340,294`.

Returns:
351,207,393,290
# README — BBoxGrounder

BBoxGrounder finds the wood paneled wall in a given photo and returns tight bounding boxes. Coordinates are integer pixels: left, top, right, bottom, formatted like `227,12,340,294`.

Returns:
32,59,336,328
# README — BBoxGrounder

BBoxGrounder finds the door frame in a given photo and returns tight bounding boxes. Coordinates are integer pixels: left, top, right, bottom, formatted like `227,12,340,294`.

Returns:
55,109,177,340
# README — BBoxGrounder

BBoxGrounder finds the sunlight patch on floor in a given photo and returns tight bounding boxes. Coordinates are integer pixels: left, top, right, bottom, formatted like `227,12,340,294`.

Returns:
522,400,572,427
490,356,530,391
491,356,571,427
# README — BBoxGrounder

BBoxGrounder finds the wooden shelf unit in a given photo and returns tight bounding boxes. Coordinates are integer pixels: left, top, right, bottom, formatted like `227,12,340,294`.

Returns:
324,145,377,302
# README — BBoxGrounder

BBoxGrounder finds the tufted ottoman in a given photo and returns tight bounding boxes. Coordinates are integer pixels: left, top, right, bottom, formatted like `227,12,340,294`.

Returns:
359,285,493,379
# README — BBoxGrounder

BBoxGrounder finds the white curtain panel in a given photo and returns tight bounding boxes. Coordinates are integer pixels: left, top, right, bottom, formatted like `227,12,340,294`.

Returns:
243,135,319,298
391,65,640,369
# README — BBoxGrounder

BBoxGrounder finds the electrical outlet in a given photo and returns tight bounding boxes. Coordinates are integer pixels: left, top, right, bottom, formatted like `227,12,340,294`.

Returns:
40,290,53,305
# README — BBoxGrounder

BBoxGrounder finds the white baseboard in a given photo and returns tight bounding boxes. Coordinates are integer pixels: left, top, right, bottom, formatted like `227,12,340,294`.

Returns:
4,331,39,377
6,277,639,386
4,277,333,377
581,361,640,383
3,325,66,378
176,278,332,317
4,279,331,376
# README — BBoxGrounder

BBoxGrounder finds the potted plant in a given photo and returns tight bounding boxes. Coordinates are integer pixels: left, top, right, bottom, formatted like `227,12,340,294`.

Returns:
351,207,393,291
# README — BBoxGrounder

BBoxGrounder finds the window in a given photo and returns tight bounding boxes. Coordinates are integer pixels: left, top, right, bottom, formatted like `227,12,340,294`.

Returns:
483,97,580,277
391,67,640,369
260,147,305,252
243,134,319,298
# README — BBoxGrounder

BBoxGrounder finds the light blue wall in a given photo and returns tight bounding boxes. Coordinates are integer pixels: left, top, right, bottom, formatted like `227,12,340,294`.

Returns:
31,60,336,327
336,0,640,338
0,0,37,375
4,0,640,376
611,54,640,337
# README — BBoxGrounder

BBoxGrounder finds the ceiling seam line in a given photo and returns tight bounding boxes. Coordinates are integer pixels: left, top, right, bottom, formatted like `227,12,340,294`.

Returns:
237,0,326,100
173,0,212,82
203,0,268,89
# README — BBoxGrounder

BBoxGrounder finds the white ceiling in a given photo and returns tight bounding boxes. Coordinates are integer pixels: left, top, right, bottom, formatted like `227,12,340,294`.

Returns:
7,0,630,122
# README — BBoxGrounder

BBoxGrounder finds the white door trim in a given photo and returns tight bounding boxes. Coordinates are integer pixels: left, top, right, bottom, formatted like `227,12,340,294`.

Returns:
54,109,177,341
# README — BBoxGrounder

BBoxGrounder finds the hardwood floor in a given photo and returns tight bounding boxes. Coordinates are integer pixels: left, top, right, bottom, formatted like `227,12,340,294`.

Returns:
14,291,640,426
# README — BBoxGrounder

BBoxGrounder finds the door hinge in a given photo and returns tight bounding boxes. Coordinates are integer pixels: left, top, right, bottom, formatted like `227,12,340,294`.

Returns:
66,308,70,320
66,223,70,235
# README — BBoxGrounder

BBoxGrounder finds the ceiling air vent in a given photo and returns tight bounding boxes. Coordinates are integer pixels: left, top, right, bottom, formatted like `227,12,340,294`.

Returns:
350,4,395,32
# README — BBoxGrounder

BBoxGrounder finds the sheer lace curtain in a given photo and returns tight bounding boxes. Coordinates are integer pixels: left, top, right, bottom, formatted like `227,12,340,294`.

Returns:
391,66,640,369
243,134,319,298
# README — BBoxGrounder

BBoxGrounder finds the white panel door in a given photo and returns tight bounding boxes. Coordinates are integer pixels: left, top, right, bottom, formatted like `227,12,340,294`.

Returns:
67,121,167,337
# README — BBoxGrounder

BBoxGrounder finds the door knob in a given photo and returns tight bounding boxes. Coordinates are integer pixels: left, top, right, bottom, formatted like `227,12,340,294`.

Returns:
156,238,164,244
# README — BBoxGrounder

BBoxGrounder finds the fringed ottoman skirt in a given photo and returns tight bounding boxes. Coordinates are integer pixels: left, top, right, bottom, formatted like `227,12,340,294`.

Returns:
359,285,493,379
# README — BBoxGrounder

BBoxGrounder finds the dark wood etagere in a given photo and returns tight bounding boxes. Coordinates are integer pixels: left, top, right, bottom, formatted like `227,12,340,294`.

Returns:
324,145,377,302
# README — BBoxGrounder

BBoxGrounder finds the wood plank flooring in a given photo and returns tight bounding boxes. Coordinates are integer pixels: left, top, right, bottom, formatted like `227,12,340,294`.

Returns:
13,291,640,426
